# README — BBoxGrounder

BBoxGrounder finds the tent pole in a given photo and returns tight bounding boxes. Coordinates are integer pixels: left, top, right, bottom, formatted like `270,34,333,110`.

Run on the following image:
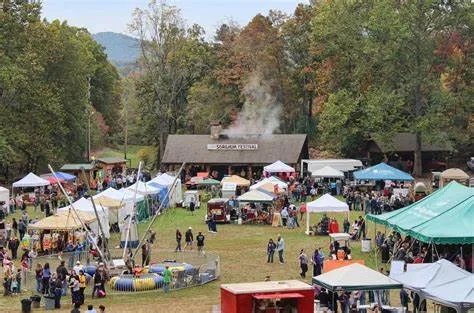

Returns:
48,164,105,262
122,161,143,260
374,221,378,269
131,162,186,261
81,167,109,263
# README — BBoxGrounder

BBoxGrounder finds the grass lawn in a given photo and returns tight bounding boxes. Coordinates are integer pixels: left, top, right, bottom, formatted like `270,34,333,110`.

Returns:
0,200,384,313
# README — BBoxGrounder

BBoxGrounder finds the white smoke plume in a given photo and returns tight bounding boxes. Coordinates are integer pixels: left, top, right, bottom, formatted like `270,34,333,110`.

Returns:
222,72,281,137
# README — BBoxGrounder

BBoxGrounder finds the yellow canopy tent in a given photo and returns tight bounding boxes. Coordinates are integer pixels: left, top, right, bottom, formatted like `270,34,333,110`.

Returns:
29,211,96,231
440,168,469,187
221,175,250,187
257,182,284,195
94,195,123,209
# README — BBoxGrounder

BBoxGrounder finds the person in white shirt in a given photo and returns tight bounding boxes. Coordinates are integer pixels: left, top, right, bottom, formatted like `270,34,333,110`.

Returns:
73,261,83,276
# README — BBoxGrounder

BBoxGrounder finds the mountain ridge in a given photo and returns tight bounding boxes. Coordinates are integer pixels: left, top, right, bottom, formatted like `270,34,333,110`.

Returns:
92,32,140,67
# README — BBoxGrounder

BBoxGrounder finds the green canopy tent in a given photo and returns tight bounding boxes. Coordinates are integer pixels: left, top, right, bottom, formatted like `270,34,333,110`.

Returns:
199,178,221,186
312,263,403,292
367,181,474,244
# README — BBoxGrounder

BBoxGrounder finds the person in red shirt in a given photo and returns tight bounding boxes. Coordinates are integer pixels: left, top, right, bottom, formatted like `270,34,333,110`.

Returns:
299,203,306,221
413,253,424,263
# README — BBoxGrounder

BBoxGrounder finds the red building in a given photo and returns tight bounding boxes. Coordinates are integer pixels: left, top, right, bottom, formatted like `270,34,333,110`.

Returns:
221,280,314,313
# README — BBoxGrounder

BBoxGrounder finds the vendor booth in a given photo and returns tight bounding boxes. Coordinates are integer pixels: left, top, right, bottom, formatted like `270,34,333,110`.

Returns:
311,166,344,179
264,160,295,173
390,259,471,291
421,275,474,313
12,172,50,188
439,168,470,187
353,162,414,182
305,194,349,235
250,177,288,193
149,173,183,206
57,197,110,239
221,175,250,187
367,181,474,244
0,186,9,207
221,280,314,313
237,190,274,224
222,182,237,199
126,181,159,196
313,263,403,311
29,211,96,230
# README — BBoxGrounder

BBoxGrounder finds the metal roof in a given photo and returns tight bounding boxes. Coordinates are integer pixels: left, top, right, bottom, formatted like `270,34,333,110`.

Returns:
162,134,307,164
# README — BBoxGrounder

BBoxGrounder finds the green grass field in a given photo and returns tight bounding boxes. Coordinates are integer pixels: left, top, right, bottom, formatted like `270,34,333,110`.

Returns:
0,199,385,313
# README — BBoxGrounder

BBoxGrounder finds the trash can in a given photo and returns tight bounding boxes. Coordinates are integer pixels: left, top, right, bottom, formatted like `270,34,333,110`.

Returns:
44,295,55,310
361,238,372,252
21,298,32,313
30,295,41,308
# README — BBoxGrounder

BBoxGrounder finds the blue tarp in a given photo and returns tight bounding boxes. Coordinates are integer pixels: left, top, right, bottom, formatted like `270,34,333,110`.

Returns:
353,162,414,181
147,182,169,207
55,171,76,181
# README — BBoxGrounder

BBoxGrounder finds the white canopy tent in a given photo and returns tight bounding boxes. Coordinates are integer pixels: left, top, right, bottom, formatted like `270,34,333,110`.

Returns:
237,189,274,203
126,181,159,196
421,275,474,313
0,186,9,206
264,160,295,173
311,166,344,178
391,259,471,290
250,176,288,192
150,173,183,205
313,263,403,291
95,187,144,232
301,159,363,176
12,172,50,188
57,197,110,238
305,193,349,234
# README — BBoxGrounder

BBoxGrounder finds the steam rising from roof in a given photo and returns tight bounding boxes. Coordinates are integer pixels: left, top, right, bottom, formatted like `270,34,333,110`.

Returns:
222,71,281,138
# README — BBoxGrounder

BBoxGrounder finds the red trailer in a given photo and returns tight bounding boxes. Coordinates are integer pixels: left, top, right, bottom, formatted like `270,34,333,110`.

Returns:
221,280,315,313
207,198,231,223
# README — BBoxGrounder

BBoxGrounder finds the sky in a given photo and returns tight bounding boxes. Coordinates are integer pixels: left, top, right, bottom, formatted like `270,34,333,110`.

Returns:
41,0,308,36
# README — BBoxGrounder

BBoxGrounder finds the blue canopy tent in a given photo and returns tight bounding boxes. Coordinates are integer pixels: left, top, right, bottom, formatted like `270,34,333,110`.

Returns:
55,171,76,181
147,181,169,208
353,163,414,181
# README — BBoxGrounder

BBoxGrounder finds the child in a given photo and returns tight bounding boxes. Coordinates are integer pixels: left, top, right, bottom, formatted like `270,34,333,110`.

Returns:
11,276,19,295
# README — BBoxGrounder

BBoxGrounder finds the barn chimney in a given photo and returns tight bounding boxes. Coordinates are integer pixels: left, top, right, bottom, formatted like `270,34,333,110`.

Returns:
210,121,222,140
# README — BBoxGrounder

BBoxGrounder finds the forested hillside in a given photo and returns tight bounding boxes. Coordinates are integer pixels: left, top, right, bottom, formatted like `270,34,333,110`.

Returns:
130,1,472,174
0,1,121,180
92,32,140,67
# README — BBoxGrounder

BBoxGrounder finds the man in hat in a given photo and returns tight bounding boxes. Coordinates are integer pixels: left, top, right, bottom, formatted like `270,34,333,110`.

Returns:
185,227,193,250
73,260,83,276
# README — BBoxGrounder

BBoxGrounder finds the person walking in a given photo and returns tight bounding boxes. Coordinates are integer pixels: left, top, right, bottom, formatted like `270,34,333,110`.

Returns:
267,239,276,263
141,242,150,267
196,232,205,253
175,229,182,252
8,235,19,260
185,227,193,250
56,260,69,296
162,265,171,294
189,200,195,215
41,262,51,294
299,202,306,221
35,263,43,293
78,270,87,305
276,235,284,264
298,249,308,278
69,273,80,306
312,248,322,277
